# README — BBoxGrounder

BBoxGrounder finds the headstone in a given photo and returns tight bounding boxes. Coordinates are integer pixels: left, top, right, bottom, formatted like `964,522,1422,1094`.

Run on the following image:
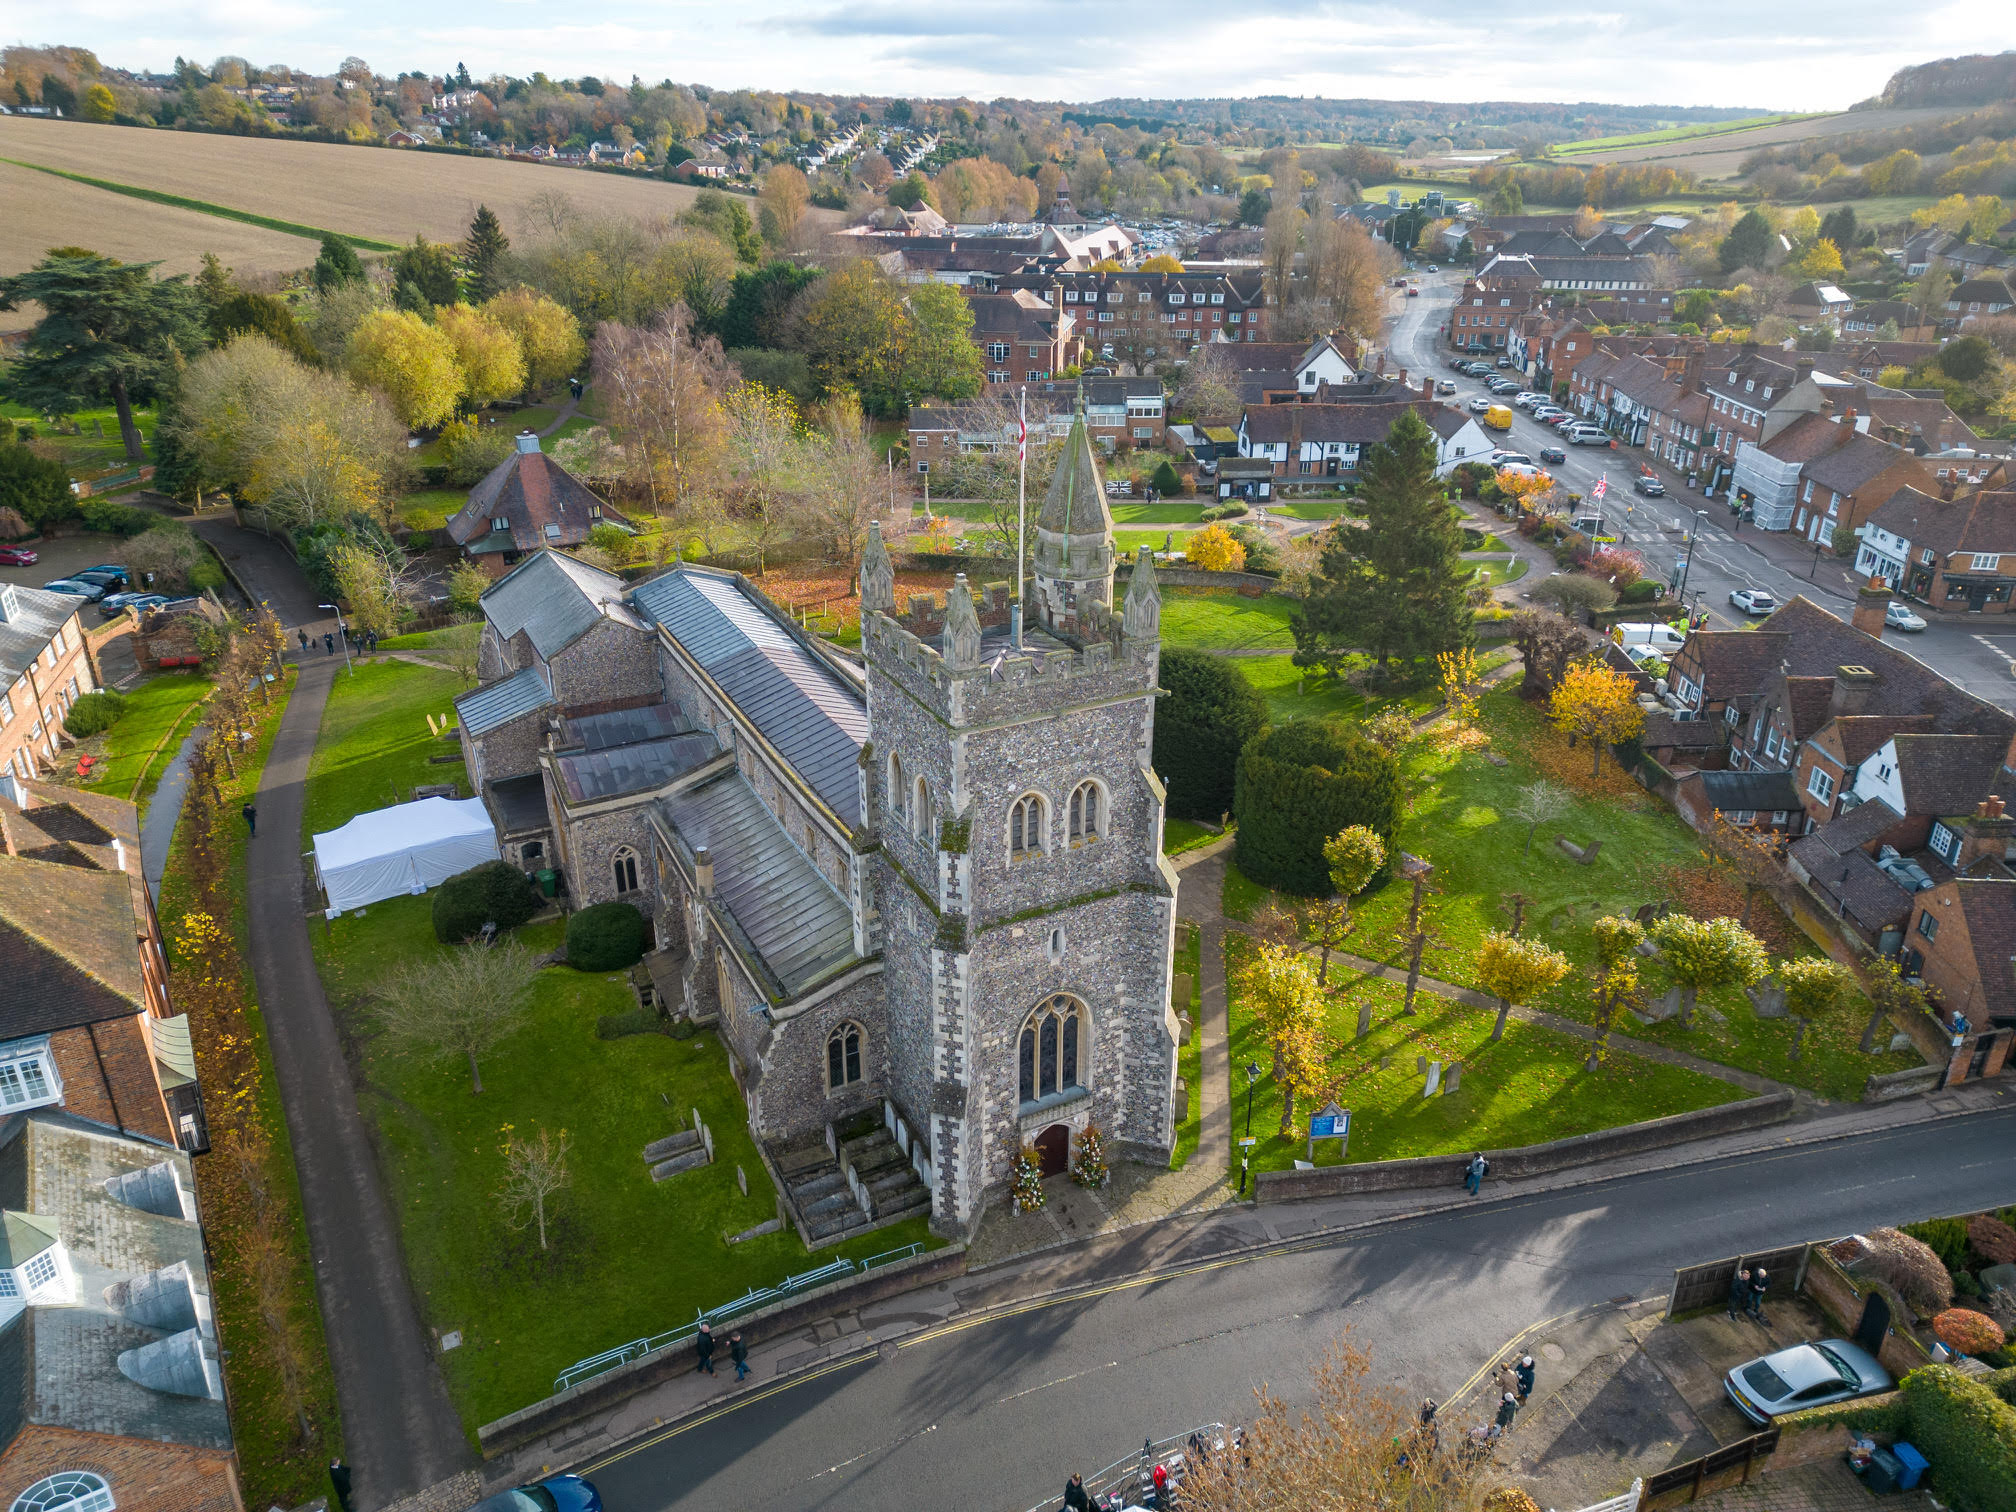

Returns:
701,1123,714,1163
1416,1055,1428,1074
1171,973,1194,1013
1446,1062,1463,1093
1639,986,1684,1023
439,1330,462,1352
1379,1053,1392,1070
1747,976,1787,1019
1424,1061,1443,1097
1888,1033,1914,1054
1633,903,1657,925
736,1164,748,1196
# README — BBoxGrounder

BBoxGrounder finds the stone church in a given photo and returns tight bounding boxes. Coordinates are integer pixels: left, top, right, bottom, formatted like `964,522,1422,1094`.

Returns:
454,409,1179,1239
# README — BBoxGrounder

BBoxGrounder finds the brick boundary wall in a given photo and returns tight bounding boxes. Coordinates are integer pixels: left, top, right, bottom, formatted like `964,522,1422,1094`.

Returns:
1252,1091,1796,1203
475,1245,968,1456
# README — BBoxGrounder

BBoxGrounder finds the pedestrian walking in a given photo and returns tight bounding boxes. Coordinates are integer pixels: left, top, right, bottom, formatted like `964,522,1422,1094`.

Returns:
1464,1151,1489,1196
1728,1266,1751,1320
1495,1392,1519,1432
1747,1266,1770,1321
695,1321,715,1374
1149,1462,1169,1508
323,631,335,656
729,1330,748,1381
241,803,257,837
1515,1354,1536,1404
328,1459,353,1512
1064,1471,1092,1512
1494,1363,1520,1399
297,628,309,653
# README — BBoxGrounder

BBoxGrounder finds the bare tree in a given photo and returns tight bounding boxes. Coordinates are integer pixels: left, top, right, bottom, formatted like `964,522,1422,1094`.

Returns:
375,938,540,1094
1171,338,1241,425
723,381,811,576
1507,780,1572,856
935,388,1059,563
803,389,899,567
497,1126,571,1251
591,306,732,519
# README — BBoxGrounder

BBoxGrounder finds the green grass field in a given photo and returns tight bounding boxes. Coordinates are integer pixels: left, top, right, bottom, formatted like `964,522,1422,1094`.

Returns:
301,661,467,840
1469,556,1529,589
0,158,397,250
399,489,466,533
1549,113,1825,157
79,672,213,807
1163,817,1221,857
1158,592,1298,651
380,621,481,653
2,395,160,474
1225,951,1742,1173
1265,499,1359,521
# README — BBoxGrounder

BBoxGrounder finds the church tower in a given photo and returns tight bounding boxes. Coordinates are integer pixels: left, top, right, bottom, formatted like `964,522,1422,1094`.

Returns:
858,495,1177,1236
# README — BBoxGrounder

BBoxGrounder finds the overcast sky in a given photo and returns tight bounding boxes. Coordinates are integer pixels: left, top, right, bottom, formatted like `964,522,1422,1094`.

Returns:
35,2,2016,112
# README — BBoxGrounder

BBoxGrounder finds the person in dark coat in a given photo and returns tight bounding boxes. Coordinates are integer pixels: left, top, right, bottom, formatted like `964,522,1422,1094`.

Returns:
241,803,257,837
1515,1354,1536,1403
323,631,335,655
730,1330,748,1381
328,1459,353,1512
1063,1472,1092,1511
1464,1152,1489,1195
1495,1392,1519,1431
1729,1266,1751,1320
297,628,309,652
1747,1266,1770,1320
695,1321,716,1374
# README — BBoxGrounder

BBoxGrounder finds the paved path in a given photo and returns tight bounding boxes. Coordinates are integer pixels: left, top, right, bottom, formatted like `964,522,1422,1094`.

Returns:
1184,847,1233,1174
188,510,330,633
242,656,473,1509
534,396,582,438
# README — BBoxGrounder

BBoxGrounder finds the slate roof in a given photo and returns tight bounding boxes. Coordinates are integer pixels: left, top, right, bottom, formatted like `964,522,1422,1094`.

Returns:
1865,487,2016,563
656,773,855,998
1950,879,2016,1024
1802,431,1917,497
0,585,81,691
1789,800,1916,930
0,847,144,1036
0,1114,229,1452
478,549,641,662
629,569,869,827
559,703,690,752
1037,410,1113,539
554,733,720,803
445,435,631,552
1692,769,1802,811
455,665,552,738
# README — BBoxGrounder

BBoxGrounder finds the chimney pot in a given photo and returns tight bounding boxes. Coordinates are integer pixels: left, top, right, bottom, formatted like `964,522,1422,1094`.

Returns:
694,846,715,895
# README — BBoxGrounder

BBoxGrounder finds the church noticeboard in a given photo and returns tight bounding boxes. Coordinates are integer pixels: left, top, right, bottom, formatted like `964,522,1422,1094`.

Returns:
1307,1102,1350,1162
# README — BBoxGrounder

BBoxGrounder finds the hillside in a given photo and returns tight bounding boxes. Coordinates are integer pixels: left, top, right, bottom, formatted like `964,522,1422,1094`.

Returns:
1873,50,2016,111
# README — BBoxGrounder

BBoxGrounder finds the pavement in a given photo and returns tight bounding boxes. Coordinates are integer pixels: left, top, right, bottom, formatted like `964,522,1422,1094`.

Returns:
189,508,339,638
242,653,474,1508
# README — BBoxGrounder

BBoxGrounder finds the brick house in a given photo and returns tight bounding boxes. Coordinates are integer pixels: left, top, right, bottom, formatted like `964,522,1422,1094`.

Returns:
1900,822,2016,1050
0,586,96,787
1946,277,2015,324
966,290,1077,389
443,433,632,578
1856,486,2016,614
1030,269,1269,366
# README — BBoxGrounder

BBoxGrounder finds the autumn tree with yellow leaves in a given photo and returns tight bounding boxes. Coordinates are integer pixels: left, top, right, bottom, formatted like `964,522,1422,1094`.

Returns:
1188,522,1247,572
1234,940,1331,1134
1547,658,1645,777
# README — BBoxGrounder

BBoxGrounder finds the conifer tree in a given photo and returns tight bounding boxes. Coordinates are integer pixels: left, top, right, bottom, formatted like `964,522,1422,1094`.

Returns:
462,205,510,303
312,234,365,294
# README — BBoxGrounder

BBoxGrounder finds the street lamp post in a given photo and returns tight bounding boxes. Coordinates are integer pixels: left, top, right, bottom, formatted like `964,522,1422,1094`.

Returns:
317,603,354,676
1673,509,1707,605
1245,1061,1261,1138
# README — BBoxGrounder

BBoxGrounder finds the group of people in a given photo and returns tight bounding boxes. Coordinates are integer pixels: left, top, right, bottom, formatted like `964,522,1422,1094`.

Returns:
295,625,383,658
1488,1354,1538,1434
1729,1264,1772,1323
693,1321,751,1381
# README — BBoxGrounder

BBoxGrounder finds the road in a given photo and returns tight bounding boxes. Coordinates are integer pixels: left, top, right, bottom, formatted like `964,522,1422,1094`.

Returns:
1388,272,2016,713
580,1109,2016,1512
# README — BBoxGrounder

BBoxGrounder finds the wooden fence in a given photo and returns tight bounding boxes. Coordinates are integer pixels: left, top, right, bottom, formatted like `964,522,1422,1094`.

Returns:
1643,1428,1779,1507
1665,1244,1808,1317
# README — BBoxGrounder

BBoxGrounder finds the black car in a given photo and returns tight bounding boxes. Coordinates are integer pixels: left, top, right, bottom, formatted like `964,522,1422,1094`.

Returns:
1539,446,1567,464
75,568,131,590
1632,475,1666,496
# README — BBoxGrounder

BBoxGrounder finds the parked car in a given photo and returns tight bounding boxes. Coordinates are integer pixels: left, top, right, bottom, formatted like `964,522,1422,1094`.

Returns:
1514,392,1547,408
1611,622,1688,653
1426,264,1439,273
1497,357,1513,368
1729,588,1777,615
1437,379,1458,395
1490,451,1535,466
1546,414,1580,429
1538,446,1567,464
42,578,105,600
1725,1339,1890,1426
472,1474,601,1512
1567,426,1610,445
1406,287,1420,297
1884,601,1927,631
1450,355,1471,370
1489,379,1521,395
1632,475,1666,497
100,592,169,617
74,567,130,589
1466,362,1495,377
1469,397,1494,414
0,546,38,566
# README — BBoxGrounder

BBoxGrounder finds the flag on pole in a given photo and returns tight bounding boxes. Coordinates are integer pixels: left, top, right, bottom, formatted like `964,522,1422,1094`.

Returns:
1018,410,1027,464
1591,477,1607,499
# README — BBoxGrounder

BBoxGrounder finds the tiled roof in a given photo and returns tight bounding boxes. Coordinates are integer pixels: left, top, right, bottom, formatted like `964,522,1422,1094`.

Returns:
1802,431,1917,496
1866,487,2016,560
656,773,855,998
1950,879,2016,1023
1824,714,1937,767
477,549,641,661
1889,733,2009,816
1242,401,1468,446
0,852,143,1036
454,665,552,737
485,773,550,835
1760,412,1852,465
445,436,630,553
1642,713,1729,751
1782,676,1837,740
630,569,869,827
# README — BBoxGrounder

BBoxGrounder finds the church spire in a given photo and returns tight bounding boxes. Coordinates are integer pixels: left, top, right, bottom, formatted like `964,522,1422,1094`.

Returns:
942,573,982,668
1031,393,1114,627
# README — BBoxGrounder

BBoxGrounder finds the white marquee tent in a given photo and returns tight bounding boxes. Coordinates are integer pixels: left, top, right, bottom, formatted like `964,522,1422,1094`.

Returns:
313,796,500,917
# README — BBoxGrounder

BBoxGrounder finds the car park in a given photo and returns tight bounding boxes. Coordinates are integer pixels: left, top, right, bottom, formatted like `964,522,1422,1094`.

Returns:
0,546,38,566
1729,588,1777,615
471,1473,602,1512
1725,1339,1890,1426
42,578,105,600
1884,601,1927,631
74,567,130,589
1632,475,1665,496
1538,446,1567,464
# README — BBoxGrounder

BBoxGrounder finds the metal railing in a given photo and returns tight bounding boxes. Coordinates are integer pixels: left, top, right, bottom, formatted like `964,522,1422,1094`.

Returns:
1021,1424,1228,1512
553,1242,927,1392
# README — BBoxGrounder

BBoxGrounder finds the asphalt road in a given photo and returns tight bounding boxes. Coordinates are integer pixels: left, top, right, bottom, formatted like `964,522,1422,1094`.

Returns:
1390,272,2016,713
580,1109,2016,1512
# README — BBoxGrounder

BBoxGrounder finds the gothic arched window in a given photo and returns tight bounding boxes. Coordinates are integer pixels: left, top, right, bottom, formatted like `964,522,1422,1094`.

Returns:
1018,995,1084,1106
612,846,640,895
11,1473,115,1512
1068,780,1103,845
827,1022,863,1090
1008,793,1047,860
887,753,905,823
913,777,931,838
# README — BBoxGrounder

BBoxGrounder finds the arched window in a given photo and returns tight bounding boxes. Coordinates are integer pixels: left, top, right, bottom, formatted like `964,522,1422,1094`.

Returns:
1008,793,1047,860
11,1473,115,1512
1068,780,1103,845
826,1022,863,1090
1018,995,1084,1106
913,777,930,838
612,846,640,895
887,753,905,825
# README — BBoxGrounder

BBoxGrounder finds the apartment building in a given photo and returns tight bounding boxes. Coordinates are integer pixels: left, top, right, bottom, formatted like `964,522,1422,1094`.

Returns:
0,586,95,787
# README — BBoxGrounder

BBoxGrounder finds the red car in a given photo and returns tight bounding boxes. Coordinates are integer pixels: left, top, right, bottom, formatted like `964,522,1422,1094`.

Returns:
0,546,39,566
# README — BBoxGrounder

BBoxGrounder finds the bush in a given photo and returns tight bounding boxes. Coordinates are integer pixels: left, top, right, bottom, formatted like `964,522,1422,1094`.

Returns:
431,860,540,943
1619,579,1661,604
407,531,433,552
1150,459,1184,496
438,417,513,487
63,690,127,738
1904,1217,1971,1270
1936,1309,2008,1356
1897,1365,2016,1512
0,439,75,531
1970,1215,2016,1267
1155,649,1268,822
187,556,225,593
589,522,634,563
566,901,649,971
1859,1227,1955,1317
595,1004,664,1040
80,498,157,536
122,521,205,593
1227,523,1281,576
1234,719,1402,895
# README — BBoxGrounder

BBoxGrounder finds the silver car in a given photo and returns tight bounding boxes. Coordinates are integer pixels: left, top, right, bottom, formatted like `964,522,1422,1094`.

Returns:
1885,601,1927,631
1724,1338,1890,1425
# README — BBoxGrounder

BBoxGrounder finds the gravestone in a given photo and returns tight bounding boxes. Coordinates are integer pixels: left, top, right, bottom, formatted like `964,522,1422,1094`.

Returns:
1638,987,1684,1023
1888,1032,1914,1054
1446,1062,1463,1093
737,1164,748,1196
1380,1053,1392,1070
1424,1061,1443,1097
1416,1055,1428,1074
1171,973,1193,1014
1747,977,1787,1019
1633,903,1658,925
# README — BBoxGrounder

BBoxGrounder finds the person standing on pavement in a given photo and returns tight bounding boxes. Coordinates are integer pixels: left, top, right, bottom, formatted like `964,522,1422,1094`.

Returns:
1728,1266,1751,1320
730,1330,748,1381
1747,1266,1770,1321
695,1321,715,1374
1494,1362,1520,1400
1495,1392,1519,1433
1464,1152,1489,1195
1064,1471,1092,1511
297,628,309,653
323,631,335,656
1515,1354,1536,1404
328,1459,353,1512
241,803,257,837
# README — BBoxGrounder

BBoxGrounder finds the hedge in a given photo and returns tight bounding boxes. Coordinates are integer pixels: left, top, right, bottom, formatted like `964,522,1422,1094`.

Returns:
1233,719,1401,895
63,690,128,739
1898,1364,2016,1512
1155,649,1268,822
431,860,540,944
566,901,649,971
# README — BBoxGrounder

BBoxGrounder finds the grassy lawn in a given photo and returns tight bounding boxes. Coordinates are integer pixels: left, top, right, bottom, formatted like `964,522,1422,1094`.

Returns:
1226,942,1743,1174
308,895,934,1431
1114,527,1200,555
78,671,213,807
1266,499,1359,521
302,661,467,839
1238,691,1916,1101
1159,592,1298,651
1171,923,1203,1169
399,488,467,533
1466,532,1508,553
2,395,159,474
1469,556,1529,589
1236,654,1453,727
1164,817,1221,857
1110,501,1208,526
380,621,481,652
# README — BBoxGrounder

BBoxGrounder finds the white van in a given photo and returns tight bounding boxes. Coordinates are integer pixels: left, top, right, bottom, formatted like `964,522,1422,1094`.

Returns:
1611,622,1687,654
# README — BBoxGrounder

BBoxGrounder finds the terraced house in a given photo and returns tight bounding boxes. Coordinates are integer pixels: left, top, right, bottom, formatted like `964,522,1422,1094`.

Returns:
451,407,1179,1241
0,586,95,787
1857,486,2016,615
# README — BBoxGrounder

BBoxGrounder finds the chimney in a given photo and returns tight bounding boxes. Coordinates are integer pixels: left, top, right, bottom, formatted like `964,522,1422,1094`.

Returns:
1941,474,1958,502
1955,796,2015,870
1851,576,1891,638
1842,406,1857,426
1287,404,1304,478
1829,663,1883,717
1421,376,1434,402
1681,345,1704,393
515,431,541,454
694,846,715,896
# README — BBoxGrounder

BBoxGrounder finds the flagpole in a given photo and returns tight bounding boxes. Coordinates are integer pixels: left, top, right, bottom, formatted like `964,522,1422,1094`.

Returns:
1014,386,1027,651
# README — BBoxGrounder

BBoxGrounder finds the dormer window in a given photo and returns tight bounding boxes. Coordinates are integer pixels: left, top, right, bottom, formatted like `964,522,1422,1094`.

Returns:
1745,379,1754,392
1212,292,1224,305
0,1040,61,1112
491,517,509,532
1762,387,1772,400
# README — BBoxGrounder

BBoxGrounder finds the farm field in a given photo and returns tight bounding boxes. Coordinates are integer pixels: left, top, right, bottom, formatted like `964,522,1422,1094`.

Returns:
1553,105,1966,181
0,157,315,294
1550,113,1824,157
